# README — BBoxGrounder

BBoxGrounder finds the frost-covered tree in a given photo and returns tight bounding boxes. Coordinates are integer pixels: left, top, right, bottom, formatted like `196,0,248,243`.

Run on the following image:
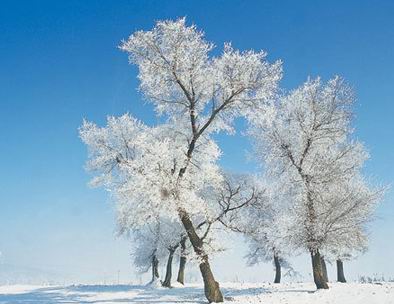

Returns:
115,18,281,302
128,217,187,287
79,115,199,284
250,77,382,289
157,218,186,288
79,112,261,296
218,175,292,284
246,237,298,284
322,174,383,283
130,223,163,284
243,202,292,284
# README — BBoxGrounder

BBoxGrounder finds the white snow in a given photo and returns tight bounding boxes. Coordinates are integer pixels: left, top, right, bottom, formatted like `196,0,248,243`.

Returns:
0,282,393,303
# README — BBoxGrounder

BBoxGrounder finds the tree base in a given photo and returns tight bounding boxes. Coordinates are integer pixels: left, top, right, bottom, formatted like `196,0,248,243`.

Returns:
337,259,347,283
200,262,224,303
311,250,329,290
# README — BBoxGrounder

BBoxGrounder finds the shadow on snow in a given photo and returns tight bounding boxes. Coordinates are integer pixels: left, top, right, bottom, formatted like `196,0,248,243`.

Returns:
0,284,271,303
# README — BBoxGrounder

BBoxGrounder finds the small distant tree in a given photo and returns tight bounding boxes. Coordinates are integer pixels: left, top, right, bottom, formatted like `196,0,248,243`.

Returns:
157,218,186,288
128,216,188,287
249,77,382,289
323,175,383,283
130,223,164,284
244,207,292,284
218,175,292,284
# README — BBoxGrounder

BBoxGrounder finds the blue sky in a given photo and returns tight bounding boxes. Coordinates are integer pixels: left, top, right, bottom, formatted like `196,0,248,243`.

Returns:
0,0,393,284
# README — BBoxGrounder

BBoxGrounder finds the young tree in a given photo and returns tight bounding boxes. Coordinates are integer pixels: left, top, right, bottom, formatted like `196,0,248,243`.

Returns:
116,18,282,302
250,77,382,289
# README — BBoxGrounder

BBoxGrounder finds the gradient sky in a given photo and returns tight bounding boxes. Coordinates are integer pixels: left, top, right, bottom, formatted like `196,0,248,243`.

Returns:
0,0,393,284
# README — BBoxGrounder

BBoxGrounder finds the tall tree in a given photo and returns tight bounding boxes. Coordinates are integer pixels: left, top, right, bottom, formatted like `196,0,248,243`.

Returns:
249,77,382,289
117,18,281,302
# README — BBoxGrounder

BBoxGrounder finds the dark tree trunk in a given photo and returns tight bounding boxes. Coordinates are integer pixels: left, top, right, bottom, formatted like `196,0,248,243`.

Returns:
179,209,223,303
321,256,328,282
162,249,175,288
273,254,281,283
151,254,159,283
177,238,187,285
310,250,329,289
336,259,346,283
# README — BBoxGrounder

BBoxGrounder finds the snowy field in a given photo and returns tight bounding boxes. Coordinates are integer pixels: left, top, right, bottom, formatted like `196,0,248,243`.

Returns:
0,282,393,304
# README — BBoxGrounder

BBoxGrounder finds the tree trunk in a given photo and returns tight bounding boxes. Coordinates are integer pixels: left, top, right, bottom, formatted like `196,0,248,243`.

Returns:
151,254,159,283
179,209,223,303
177,238,187,285
336,259,346,283
273,254,281,283
162,249,175,288
310,250,329,289
321,256,328,282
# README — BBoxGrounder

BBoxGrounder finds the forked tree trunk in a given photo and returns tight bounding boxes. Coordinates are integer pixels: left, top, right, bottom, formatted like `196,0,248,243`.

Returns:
162,248,175,288
321,256,329,282
151,254,159,283
310,250,329,289
273,254,281,283
179,209,223,303
177,238,187,285
336,259,346,283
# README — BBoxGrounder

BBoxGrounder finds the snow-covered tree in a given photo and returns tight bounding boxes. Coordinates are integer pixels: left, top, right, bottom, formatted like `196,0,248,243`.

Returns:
217,174,292,284
112,18,281,302
249,76,382,289
79,113,261,294
322,174,383,283
128,216,188,287
243,200,292,284
157,218,186,288
130,223,163,284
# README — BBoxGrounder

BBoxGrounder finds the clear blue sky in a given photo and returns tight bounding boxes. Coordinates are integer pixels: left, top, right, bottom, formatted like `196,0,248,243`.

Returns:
0,0,393,284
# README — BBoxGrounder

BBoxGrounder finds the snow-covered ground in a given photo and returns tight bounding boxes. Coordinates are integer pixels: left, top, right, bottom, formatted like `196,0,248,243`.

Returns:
0,282,393,303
